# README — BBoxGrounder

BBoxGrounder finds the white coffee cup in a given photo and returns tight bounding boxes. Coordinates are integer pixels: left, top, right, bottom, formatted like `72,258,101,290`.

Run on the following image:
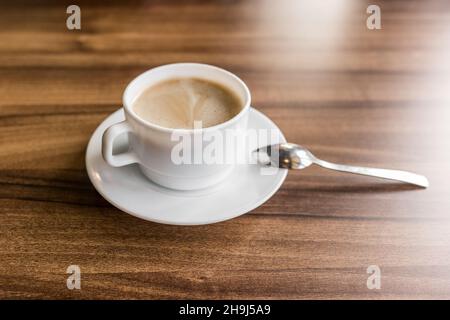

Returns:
102,63,251,190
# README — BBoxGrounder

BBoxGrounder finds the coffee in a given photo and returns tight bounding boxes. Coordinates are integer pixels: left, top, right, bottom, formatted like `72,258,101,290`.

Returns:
132,78,242,129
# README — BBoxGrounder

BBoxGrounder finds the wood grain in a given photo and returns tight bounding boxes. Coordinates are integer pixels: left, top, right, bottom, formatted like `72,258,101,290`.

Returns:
1,0,450,299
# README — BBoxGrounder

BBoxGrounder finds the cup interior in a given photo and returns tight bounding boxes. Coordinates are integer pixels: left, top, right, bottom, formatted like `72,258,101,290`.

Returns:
123,63,251,131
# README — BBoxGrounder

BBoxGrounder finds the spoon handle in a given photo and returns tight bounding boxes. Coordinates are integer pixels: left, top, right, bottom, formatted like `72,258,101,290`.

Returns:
313,158,429,188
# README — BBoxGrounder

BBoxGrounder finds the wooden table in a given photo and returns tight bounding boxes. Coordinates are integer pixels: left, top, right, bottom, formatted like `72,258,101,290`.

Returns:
1,0,449,299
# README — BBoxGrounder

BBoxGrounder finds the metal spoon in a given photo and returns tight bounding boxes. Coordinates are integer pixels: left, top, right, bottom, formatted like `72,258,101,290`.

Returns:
254,143,429,188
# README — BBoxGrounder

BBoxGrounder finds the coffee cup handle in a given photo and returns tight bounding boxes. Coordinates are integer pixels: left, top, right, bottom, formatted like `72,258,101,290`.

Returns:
102,120,139,167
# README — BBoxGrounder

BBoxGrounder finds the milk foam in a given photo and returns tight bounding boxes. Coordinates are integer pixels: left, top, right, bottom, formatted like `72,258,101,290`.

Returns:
132,78,242,129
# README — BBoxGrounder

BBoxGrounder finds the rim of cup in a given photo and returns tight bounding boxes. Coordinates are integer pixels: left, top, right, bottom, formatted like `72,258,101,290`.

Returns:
122,63,252,133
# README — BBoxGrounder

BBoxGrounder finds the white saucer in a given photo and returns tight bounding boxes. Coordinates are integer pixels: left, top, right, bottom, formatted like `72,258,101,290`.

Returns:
86,108,287,225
